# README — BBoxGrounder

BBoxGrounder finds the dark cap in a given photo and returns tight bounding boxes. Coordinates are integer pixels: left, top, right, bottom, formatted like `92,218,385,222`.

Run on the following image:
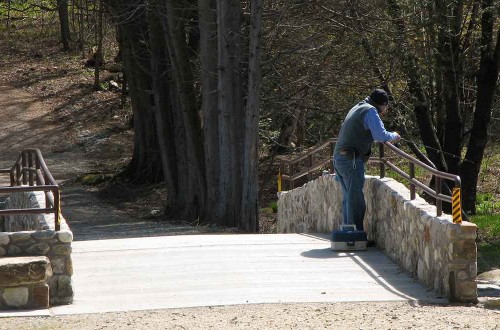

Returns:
369,89,389,106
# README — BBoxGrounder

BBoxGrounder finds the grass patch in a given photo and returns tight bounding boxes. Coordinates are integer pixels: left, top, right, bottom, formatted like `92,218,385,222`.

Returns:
477,241,500,274
472,193,500,273
78,173,114,186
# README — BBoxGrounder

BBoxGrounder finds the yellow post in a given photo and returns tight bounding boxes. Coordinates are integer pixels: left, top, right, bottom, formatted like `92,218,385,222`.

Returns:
277,169,282,192
452,187,462,224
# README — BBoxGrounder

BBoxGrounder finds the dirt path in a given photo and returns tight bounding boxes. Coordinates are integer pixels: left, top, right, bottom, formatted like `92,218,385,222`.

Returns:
0,85,216,241
1,84,500,328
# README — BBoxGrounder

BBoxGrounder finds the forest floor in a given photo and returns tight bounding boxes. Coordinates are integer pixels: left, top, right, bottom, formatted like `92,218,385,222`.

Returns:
0,33,500,328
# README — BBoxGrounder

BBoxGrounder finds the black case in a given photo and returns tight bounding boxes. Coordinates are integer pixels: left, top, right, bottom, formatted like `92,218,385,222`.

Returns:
331,225,367,251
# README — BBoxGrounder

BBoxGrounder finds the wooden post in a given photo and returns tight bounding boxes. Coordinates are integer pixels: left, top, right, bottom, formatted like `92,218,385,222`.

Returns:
54,189,61,231
28,151,34,186
379,143,385,178
436,176,442,216
409,162,415,200
330,141,335,174
22,151,27,185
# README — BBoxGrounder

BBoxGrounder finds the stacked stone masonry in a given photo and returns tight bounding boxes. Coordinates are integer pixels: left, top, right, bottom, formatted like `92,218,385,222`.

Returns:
277,174,477,303
0,256,52,309
0,191,73,308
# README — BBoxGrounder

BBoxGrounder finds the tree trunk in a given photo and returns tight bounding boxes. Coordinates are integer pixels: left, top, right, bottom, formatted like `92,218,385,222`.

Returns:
147,0,184,215
216,0,244,226
386,0,447,171
94,0,103,90
114,2,163,183
460,0,500,214
57,0,71,50
198,0,220,222
436,0,463,175
6,0,11,32
240,0,262,232
164,0,207,219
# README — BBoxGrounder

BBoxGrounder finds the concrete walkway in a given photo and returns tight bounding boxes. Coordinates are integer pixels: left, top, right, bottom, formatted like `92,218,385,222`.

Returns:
1,234,445,317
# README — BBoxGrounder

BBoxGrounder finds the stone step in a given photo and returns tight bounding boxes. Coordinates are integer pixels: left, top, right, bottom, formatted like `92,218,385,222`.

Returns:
0,256,52,309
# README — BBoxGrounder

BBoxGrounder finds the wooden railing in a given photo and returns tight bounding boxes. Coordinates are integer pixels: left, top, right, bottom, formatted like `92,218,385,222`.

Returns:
279,139,336,190
278,139,461,217
0,149,61,230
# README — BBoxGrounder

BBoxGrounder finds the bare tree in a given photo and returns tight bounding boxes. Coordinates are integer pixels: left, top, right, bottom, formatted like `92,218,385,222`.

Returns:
57,0,71,50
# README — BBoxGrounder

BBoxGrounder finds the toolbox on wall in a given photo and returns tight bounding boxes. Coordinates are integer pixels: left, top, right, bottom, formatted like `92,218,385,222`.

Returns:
331,224,367,251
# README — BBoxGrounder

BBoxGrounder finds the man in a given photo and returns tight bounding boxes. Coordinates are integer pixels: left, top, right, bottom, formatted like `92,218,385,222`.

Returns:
333,89,401,231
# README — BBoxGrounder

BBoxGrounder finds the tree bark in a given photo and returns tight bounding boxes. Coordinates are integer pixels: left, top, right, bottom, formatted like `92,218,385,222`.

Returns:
460,0,500,214
436,0,464,175
147,0,185,214
241,0,262,232
198,0,220,222
216,0,244,226
57,0,71,50
113,1,163,183
164,0,207,219
386,0,447,171
94,0,104,90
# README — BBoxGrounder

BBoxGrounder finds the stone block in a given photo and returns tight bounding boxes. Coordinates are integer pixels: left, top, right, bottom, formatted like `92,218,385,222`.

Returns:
26,243,50,255
11,232,31,242
33,285,50,309
452,240,476,259
66,257,73,276
7,245,23,256
0,256,52,286
0,233,9,245
50,244,72,256
2,287,29,307
56,276,73,298
51,258,65,274
0,247,5,256
57,231,73,243
446,222,477,240
457,280,477,300
32,230,56,241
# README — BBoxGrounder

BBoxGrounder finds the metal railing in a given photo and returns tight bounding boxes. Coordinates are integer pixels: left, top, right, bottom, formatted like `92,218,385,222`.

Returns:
278,139,461,217
0,149,61,230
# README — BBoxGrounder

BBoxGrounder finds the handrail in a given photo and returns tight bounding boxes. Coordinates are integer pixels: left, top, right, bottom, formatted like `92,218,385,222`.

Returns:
278,139,335,189
0,149,61,230
278,139,461,217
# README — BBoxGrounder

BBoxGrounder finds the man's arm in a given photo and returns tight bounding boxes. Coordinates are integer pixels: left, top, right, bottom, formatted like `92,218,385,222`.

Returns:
364,108,400,142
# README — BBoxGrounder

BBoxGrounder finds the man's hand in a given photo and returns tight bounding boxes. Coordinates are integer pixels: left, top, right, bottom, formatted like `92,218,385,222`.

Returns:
392,132,401,143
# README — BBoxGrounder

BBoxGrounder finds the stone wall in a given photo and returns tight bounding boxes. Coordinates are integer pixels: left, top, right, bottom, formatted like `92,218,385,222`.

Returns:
0,191,73,306
277,174,477,303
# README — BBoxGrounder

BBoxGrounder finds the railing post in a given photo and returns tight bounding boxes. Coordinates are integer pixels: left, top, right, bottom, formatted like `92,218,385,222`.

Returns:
409,162,415,200
330,141,335,174
277,164,282,193
379,143,385,178
28,151,34,186
16,162,21,186
54,188,60,231
44,171,50,209
35,156,41,186
22,151,28,185
308,154,313,181
436,176,442,216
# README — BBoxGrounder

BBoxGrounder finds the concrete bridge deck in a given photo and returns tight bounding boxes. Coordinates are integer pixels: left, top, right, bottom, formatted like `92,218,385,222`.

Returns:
1,233,445,317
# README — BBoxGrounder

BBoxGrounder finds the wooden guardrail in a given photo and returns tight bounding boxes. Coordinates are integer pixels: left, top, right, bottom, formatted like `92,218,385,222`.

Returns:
0,149,61,230
278,139,462,219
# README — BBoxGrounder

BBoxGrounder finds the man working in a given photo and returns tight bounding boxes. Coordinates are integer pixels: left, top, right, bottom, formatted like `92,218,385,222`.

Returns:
333,89,401,231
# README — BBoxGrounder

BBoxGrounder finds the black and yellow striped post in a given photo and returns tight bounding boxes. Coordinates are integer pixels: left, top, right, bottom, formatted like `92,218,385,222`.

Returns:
452,187,462,224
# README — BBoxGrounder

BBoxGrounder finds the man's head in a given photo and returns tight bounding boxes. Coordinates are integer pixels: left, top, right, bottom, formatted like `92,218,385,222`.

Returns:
368,89,389,114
